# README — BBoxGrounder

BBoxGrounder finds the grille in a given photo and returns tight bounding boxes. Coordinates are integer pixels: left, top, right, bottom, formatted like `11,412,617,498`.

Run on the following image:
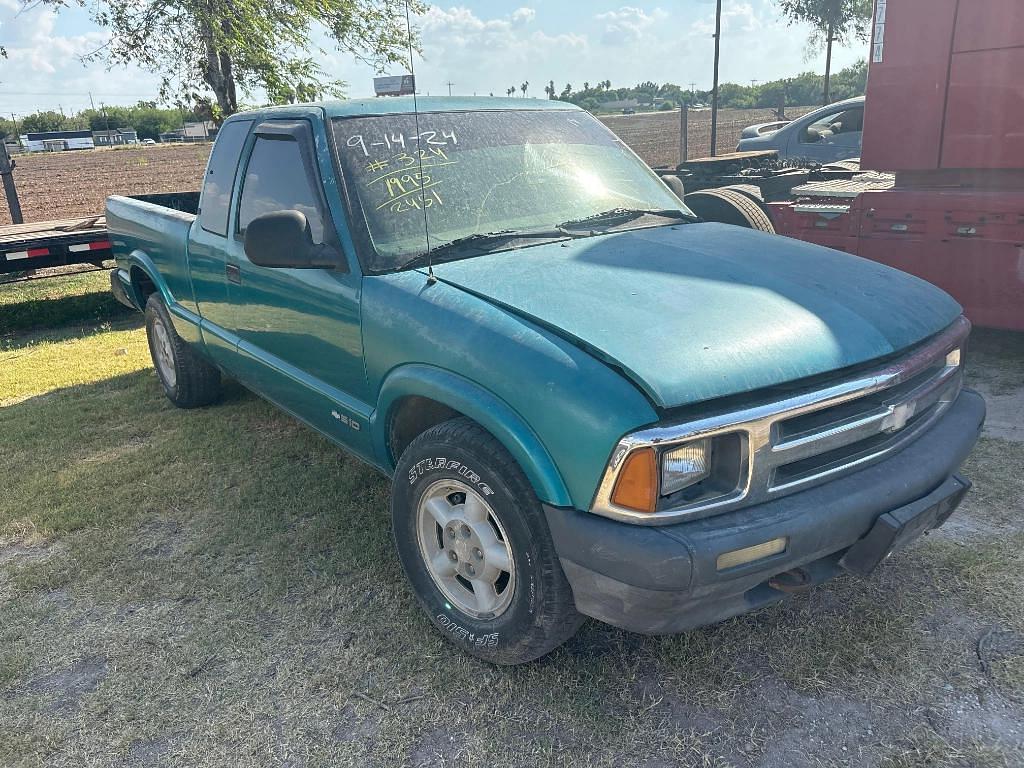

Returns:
769,353,962,491
591,316,970,525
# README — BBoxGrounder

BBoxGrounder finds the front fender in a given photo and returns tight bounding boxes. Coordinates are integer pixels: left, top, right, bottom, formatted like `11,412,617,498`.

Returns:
372,364,572,508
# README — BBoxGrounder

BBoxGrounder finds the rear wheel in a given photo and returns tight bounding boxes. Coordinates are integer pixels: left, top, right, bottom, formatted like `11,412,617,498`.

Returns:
684,187,776,233
392,417,583,664
145,294,222,408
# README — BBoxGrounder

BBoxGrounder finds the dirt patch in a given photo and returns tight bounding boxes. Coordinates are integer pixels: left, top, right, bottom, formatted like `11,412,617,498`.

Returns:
24,656,108,712
598,106,818,167
972,380,1024,443
0,144,209,225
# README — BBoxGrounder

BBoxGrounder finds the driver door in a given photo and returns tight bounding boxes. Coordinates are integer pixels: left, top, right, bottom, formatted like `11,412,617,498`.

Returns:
224,117,372,452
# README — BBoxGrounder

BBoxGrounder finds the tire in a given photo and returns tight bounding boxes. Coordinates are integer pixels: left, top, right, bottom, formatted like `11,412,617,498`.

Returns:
724,183,764,204
144,294,222,408
391,417,583,664
684,187,776,233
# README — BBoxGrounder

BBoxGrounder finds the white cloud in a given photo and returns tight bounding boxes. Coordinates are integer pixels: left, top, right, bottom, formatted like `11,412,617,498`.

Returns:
691,2,762,36
510,7,535,23
410,5,586,95
596,6,668,45
0,2,163,115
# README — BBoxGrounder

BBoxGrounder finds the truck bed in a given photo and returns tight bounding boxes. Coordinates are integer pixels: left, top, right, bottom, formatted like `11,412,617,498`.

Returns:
1,192,199,276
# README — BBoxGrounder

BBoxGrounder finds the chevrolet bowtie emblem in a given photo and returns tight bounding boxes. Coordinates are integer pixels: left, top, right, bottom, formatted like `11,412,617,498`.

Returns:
881,400,918,433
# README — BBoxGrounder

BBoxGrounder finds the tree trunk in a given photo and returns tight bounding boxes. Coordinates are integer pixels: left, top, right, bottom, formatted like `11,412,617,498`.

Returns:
823,23,834,105
199,12,239,117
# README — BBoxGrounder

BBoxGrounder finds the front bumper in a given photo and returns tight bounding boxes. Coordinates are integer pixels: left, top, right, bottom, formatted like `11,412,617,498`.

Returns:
545,389,986,634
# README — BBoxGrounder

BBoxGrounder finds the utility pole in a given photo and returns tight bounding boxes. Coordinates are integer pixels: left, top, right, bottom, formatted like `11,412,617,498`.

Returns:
89,92,96,111
750,79,759,88
679,104,688,165
710,0,722,157
0,141,24,224
445,80,455,97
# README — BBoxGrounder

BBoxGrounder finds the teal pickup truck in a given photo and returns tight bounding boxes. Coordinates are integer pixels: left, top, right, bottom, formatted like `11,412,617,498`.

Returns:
108,97,985,664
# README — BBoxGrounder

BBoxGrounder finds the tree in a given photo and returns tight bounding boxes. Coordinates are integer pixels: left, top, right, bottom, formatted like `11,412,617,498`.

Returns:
544,80,555,99
19,111,69,133
777,0,872,104
48,0,425,118
520,81,529,97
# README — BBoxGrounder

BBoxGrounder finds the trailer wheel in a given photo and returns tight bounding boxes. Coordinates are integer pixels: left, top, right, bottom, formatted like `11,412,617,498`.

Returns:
721,184,775,220
724,183,764,203
145,294,222,408
684,187,776,233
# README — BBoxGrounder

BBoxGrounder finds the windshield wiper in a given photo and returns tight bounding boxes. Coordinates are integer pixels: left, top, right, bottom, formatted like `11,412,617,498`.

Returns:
396,228,573,272
557,207,693,230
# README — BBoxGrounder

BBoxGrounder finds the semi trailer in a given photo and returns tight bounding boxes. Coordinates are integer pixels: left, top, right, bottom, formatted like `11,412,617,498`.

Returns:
676,0,1024,332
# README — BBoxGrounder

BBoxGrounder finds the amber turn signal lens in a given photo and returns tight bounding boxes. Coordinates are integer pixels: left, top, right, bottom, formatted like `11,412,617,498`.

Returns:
611,447,658,513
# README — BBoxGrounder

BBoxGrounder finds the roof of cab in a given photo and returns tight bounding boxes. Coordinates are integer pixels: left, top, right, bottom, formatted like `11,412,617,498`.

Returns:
229,96,581,123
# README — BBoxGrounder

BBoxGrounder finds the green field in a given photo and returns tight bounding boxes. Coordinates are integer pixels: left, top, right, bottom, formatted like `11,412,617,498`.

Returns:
1,273,1022,767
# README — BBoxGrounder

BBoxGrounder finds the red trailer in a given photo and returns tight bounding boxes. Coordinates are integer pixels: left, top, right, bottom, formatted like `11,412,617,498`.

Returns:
677,0,1024,332
768,0,1024,332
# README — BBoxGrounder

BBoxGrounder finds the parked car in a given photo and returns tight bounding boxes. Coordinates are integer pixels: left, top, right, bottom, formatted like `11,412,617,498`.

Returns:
737,96,865,163
140,138,157,146
107,97,983,664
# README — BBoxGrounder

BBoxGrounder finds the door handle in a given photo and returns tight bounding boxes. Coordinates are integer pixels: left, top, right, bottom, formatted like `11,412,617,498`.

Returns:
226,263,241,285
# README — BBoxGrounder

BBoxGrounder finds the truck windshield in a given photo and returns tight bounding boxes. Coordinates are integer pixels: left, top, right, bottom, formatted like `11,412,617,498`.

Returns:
331,110,692,272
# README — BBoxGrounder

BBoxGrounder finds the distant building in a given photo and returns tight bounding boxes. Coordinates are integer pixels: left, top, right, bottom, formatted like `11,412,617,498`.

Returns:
93,128,139,147
159,121,218,143
21,130,95,152
599,98,640,111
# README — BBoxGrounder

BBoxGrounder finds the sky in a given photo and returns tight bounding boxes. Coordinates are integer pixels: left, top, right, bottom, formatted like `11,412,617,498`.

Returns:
0,1,867,117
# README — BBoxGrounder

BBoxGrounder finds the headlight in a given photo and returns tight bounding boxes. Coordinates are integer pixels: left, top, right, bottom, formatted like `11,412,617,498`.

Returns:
608,433,746,514
661,439,712,495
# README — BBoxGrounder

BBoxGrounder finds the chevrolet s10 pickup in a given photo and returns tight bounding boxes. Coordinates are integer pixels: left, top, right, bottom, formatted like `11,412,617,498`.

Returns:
107,97,985,664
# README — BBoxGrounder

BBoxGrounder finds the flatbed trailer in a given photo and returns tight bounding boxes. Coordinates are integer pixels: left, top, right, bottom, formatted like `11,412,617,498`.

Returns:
0,192,198,279
0,216,112,276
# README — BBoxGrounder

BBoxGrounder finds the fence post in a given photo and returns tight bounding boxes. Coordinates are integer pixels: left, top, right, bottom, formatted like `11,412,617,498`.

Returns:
679,106,688,165
0,141,23,225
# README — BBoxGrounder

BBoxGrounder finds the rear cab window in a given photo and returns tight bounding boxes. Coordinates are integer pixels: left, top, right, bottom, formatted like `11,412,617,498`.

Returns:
198,119,252,236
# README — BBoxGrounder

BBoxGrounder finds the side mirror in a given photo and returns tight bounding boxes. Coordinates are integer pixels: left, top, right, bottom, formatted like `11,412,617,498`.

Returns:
243,210,338,269
661,174,686,201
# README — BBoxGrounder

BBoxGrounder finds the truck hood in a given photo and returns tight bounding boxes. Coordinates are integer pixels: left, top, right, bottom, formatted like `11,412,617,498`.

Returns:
430,223,962,409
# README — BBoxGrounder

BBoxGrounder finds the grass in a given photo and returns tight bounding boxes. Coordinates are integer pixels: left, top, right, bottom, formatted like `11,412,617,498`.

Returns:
1,274,1023,766
0,268,132,338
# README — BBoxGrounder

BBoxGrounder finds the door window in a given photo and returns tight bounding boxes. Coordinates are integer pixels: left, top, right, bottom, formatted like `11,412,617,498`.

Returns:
799,107,864,144
198,119,252,236
237,135,326,243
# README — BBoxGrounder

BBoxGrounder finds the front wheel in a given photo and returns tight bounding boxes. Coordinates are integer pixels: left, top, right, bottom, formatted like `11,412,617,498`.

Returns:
391,418,583,664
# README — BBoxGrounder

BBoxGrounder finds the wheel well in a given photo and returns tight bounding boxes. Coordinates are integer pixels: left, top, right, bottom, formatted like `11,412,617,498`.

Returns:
130,266,158,306
387,396,462,464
